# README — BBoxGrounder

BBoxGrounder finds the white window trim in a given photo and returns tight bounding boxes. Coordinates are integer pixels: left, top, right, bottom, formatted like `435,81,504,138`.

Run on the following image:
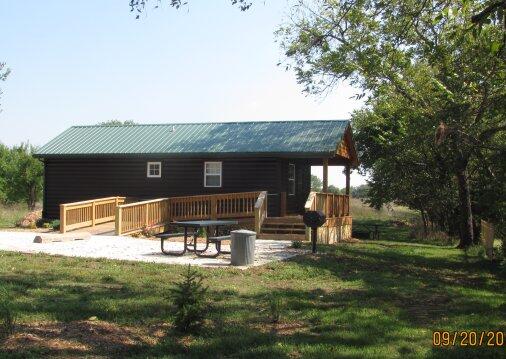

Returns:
288,163,296,196
147,161,162,178
204,161,222,188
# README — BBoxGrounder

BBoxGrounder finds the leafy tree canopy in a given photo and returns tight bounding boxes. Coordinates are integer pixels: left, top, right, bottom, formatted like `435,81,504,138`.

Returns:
278,0,506,247
0,63,10,111
0,143,43,209
129,0,252,17
310,174,322,191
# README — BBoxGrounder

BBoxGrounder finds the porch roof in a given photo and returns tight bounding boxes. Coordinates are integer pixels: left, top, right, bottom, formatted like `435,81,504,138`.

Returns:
36,120,355,160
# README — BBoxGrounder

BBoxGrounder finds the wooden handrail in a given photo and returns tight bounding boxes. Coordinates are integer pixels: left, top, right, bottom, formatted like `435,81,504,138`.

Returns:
115,191,264,236
254,191,268,234
304,191,351,241
304,192,350,218
119,198,168,209
304,192,317,212
60,196,126,233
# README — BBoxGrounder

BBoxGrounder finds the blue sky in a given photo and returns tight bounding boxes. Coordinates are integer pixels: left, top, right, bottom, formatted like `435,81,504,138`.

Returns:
0,0,365,186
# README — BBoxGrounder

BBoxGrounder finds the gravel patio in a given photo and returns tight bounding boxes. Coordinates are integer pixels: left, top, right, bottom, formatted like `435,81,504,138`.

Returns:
0,231,304,268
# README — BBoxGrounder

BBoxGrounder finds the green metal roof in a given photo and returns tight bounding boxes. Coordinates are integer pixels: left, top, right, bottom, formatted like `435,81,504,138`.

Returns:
35,120,351,158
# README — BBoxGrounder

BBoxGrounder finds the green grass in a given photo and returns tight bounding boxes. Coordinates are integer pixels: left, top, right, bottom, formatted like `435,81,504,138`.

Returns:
0,203,28,228
350,198,417,222
0,223,504,358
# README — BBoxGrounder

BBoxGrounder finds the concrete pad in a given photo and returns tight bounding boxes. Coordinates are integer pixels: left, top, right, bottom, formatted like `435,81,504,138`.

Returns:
0,231,305,268
33,232,91,243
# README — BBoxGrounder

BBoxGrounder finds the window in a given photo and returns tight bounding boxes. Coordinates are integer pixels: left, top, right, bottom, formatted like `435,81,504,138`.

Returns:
204,162,222,187
288,163,296,195
147,162,161,178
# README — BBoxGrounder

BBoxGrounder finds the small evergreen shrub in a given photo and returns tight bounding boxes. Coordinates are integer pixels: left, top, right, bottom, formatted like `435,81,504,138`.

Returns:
169,265,208,333
267,294,283,324
0,287,15,339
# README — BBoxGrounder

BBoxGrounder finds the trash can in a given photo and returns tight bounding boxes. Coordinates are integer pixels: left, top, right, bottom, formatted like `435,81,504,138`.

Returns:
230,230,256,266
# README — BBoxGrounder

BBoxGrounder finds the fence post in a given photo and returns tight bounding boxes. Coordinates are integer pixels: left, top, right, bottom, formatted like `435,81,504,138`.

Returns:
145,203,149,226
211,196,217,219
115,206,122,236
91,201,96,227
60,204,66,233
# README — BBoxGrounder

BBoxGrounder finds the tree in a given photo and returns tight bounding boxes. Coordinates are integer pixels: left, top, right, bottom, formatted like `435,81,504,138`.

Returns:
278,0,506,247
129,0,252,17
350,184,369,199
169,265,208,333
0,143,43,209
327,185,342,194
310,174,322,191
98,120,137,126
0,63,10,111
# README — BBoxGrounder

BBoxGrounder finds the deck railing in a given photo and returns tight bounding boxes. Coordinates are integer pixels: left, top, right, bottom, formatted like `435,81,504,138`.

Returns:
254,191,268,234
304,192,351,242
60,196,125,233
115,191,263,236
304,192,350,218
115,198,170,236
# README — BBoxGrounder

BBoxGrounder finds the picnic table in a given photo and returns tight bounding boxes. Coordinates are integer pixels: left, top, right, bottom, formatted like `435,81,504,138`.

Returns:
156,220,238,258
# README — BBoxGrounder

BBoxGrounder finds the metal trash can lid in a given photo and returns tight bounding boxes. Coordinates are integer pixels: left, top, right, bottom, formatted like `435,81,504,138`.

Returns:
231,229,256,235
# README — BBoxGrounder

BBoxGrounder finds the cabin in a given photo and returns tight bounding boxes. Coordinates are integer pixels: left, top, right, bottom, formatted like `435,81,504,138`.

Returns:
35,120,358,242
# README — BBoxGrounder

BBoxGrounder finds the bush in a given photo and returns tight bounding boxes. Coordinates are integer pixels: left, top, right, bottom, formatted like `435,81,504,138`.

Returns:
169,265,208,333
35,218,45,227
0,287,15,339
196,227,207,238
291,240,302,249
267,294,283,324
51,219,60,231
141,225,157,237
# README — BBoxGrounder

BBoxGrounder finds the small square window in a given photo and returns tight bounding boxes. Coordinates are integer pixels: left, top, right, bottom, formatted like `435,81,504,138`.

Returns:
147,162,161,178
204,162,222,187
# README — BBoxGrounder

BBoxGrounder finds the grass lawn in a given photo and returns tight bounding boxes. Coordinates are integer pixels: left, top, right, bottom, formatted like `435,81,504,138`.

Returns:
0,222,504,358
0,203,29,228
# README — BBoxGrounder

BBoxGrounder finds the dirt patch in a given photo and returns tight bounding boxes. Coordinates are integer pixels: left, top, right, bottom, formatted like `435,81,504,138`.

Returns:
2,320,167,356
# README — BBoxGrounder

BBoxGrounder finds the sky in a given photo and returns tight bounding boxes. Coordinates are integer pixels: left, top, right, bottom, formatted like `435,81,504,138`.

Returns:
0,0,366,187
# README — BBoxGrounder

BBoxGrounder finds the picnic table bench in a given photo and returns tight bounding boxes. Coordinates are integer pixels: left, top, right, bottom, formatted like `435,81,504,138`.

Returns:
353,223,381,240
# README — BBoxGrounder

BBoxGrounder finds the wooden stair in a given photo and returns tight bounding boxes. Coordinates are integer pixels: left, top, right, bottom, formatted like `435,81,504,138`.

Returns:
258,216,306,240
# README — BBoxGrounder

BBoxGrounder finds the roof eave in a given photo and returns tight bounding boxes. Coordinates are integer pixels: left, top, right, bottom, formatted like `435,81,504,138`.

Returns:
34,150,340,160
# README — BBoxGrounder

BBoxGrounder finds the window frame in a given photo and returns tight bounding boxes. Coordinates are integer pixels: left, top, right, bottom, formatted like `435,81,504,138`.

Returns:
288,163,296,196
204,161,222,188
146,161,162,178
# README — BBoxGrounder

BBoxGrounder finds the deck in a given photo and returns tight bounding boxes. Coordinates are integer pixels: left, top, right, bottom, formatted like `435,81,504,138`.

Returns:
59,191,352,243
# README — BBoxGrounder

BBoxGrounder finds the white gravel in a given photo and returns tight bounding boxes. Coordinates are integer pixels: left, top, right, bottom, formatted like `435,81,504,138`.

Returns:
0,231,303,268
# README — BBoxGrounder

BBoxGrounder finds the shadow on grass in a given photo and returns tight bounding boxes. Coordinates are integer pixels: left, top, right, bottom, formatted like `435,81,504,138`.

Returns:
0,240,504,357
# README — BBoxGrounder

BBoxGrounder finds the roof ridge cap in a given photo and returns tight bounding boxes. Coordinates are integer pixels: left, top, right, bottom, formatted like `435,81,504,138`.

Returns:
70,119,350,128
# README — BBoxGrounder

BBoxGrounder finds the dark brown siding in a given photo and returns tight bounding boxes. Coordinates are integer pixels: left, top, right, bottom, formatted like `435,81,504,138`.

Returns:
282,159,311,215
43,157,283,219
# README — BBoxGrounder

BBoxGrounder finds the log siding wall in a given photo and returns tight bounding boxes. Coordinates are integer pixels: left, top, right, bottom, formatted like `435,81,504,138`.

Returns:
43,157,308,219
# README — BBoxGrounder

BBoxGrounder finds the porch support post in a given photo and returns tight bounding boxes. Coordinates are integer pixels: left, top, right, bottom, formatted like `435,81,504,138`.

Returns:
280,192,287,217
345,164,351,196
323,158,328,193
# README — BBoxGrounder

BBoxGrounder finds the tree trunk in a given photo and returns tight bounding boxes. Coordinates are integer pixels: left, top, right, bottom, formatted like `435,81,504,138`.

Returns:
27,184,36,210
420,209,428,237
456,166,474,248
